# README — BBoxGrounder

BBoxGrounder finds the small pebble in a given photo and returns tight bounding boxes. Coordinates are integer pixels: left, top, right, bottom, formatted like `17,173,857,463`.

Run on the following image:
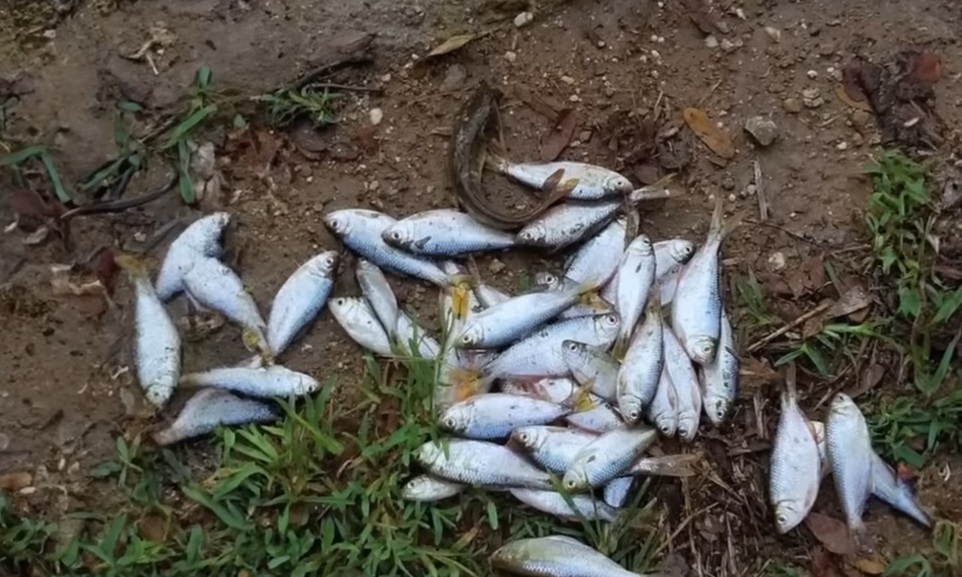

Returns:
802,88,824,108
783,97,803,114
561,75,575,85
836,141,849,151
369,108,383,125
764,26,781,42
514,11,534,28
807,70,818,79
489,259,506,274
768,252,787,271
505,51,517,63
705,35,719,48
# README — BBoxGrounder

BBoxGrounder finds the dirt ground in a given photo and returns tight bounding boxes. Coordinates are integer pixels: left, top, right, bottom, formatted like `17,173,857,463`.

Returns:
2,0,962,574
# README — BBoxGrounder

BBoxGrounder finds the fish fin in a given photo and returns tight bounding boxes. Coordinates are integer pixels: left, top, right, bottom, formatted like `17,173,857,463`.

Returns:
483,145,510,173
707,195,746,243
178,373,199,387
113,252,151,279
447,275,474,320
611,337,628,362
628,174,675,204
446,368,482,401
562,384,596,413
632,453,700,477
242,328,274,366
783,362,798,405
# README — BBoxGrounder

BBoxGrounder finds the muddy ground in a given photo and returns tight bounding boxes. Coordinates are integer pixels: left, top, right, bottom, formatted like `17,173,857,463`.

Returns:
2,0,961,574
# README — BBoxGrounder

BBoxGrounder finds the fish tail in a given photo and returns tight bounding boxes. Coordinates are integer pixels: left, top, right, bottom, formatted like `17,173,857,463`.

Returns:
632,454,700,477
447,275,474,319
627,173,676,204
178,373,200,387
242,327,275,366
783,362,798,406
563,384,596,413
611,335,629,362
113,253,151,280
708,195,746,243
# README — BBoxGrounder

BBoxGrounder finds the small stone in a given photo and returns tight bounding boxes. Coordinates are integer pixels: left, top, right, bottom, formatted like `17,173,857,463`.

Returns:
807,69,818,79
0,433,9,451
561,75,575,85
369,180,380,192
720,38,738,53
721,175,735,191
514,11,533,28
802,88,824,108
489,259,506,274
380,73,392,83
578,130,592,143
744,184,757,197
604,85,616,97
817,42,836,57
744,116,778,146
850,109,872,132
705,35,719,48
439,64,467,92
764,26,781,42
504,51,517,63
768,252,786,271
569,94,581,102
783,97,803,113
836,141,848,151
369,108,383,125
43,29,56,40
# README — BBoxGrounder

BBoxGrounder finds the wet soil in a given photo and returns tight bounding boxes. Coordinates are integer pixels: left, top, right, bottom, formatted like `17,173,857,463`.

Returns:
2,0,962,574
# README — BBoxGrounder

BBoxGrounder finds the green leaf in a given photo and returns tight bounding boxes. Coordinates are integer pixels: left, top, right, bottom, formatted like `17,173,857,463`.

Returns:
0,144,45,166
38,150,71,202
185,525,203,563
164,104,217,149
932,285,962,325
116,101,142,113
485,500,499,531
195,66,212,89
181,485,251,531
233,113,248,129
90,460,122,478
898,286,921,318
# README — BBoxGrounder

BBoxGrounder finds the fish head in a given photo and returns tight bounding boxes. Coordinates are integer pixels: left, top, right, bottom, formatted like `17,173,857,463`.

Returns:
670,240,696,264
439,405,471,434
144,386,172,407
629,234,654,256
620,396,643,424
653,412,677,437
605,172,634,194
774,500,806,534
593,313,622,340
401,477,433,500
322,211,353,236
381,223,412,248
704,396,730,427
294,375,321,396
517,224,547,245
415,441,443,467
457,324,482,348
533,271,559,290
562,469,588,492
510,426,543,451
688,336,718,365
561,340,587,365
829,393,858,417
677,414,698,441
310,251,339,276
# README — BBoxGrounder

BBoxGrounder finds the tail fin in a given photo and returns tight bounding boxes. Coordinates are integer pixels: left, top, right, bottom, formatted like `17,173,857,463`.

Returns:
783,362,798,407
629,453,700,477
562,384,596,413
628,173,676,204
242,327,274,366
708,195,745,243
114,253,150,280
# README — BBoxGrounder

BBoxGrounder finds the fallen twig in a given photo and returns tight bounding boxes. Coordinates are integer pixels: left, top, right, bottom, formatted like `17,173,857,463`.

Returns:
61,173,177,221
753,159,768,221
747,300,834,353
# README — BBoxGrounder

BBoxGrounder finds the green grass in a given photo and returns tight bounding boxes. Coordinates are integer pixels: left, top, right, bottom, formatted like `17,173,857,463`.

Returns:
886,520,961,577
257,85,339,128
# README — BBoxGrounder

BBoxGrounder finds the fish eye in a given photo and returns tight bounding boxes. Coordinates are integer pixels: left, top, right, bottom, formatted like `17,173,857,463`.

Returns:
776,513,787,524
678,426,689,436
604,314,619,325
519,432,530,443
334,298,346,306
628,409,640,421
563,478,577,490
659,425,671,434
566,342,578,351
443,416,457,429
391,231,403,241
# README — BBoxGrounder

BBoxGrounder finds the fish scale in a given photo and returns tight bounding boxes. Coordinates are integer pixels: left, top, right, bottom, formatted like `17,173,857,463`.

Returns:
826,393,874,535
563,427,657,491
267,251,337,357
382,208,516,256
416,438,553,489
490,535,645,577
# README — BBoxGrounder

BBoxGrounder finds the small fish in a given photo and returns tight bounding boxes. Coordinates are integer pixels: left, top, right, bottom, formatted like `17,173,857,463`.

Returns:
657,267,682,305
401,475,465,502
612,234,657,357
182,257,271,361
395,311,442,360
699,308,738,426
382,209,516,256
152,389,276,446
563,427,657,491
155,212,230,301
456,284,585,349
770,364,822,534
646,369,678,437
511,425,597,473
490,535,645,577
516,200,624,251
616,298,664,425
475,284,512,308
510,488,620,522
535,272,613,319
488,157,634,200
115,254,181,408
440,393,574,440
671,197,738,365
812,420,829,478
870,452,932,527
329,296,394,356
653,239,696,280
562,340,619,401
564,216,628,289
356,259,399,338
566,400,627,433
626,453,700,477
826,393,874,537
179,365,319,398
267,251,338,358
415,438,553,489
501,377,580,404
663,327,702,442
323,209,451,287
599,267,619,308
602,477,635,508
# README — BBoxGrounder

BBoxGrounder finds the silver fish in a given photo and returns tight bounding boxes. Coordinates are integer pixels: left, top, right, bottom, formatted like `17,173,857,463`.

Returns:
566,400,627,433
511,425,597,473
180,365,318,398
401,475,465,502
456,285,584,349
415,438,553,489
563,427,657,491
826,393,874,536
152,388,276,446
323,209,451,287
440,393,572,439
510,488,619,522
329,296,394,356
490,535,645,577
599,268,619,308
564,216,627,289
501,377,580,404
612,234,657,357
616,298,664,424
489,156,634,200
812,420,829,478
517,200,624,250
382,209,516,256
602,477,634,508
671,197,736,365
657,267,682,306
700,308,738,426
870,452,931,527
396,311,441,359
770,364,822,534
626,453,700,477
475,284,512,308
536,272,613,319
267,251,338,357
562,340,619,401
356,259,399,338
646,368,678,437
182,257,270,360
664,327,702,442
116,255,181,408
654,239,696,280
155,212,230,301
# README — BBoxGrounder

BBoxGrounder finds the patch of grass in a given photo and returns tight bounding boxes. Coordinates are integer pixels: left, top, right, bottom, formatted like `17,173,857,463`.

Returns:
0,493,57,575
258,84,339,128
0,143,71,202
886,520,961,577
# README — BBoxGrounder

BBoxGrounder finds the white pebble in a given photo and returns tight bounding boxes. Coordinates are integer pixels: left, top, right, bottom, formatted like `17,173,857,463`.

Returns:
369,108,383,125
807,70,818,79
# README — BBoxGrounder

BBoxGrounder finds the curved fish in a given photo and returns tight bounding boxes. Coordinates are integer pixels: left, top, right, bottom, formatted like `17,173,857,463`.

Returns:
267,251,337,357
489,157,633,201
155,212,230,301
699,308,738,426
180,365,318,398
153,389,276,446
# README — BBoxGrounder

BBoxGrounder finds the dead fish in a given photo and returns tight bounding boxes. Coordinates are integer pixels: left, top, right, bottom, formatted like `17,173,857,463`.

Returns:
535,272,613,319
615,297,664,425
440,393,575,439
488,157,634,200
564,216,627,289
602,477,635,508
356,259,399,339
266,251,338,358
870,452,932,528
155,212,230,301
329,296,394,356
826,393,874,538
415,438,553,489
401,475,466,502
180,365,319,398
490,535,645,577
563,427,657,491
152,389,276,446
562,340,619,401
382,209,516,256
510,488,620,522
612,234,657,358
663,327,702,442
646,368,678,437
699,307,738,426
455,284,585,349
395,311,442,360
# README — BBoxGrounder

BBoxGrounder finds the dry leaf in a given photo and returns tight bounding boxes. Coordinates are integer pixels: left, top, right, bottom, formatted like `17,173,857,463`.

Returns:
137,513,169,542
0,472,33,492
426,34,476,57
738,356,778,393
812,548,846,577
540,108,578,161
676,0,716,35
633,163,661,185
910,52,942,83
805,512,856,555
835,84,874,112
514,85,564,120
683,107,735,158
851,555,887,575
829,285,872,319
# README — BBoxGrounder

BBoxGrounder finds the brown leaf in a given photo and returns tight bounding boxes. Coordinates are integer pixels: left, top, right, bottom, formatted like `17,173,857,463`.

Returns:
514,85,563,120
540,108,578,162
841,67,871,106
806,512,856,555
426,34,476,58
137,513,169,542
812,548,846,577
835,84,874,112
829,285,872,319
633,163,661,185
355,125,379,154
0,472,32,492
93,248,120,293
738,356,778,393
910,52,942,83
683,107,735,158
851,555,887,575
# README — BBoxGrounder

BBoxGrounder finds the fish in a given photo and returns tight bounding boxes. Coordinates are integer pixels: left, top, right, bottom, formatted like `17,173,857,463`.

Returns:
381,209,516,256
481,313,621,385
440,393,574,440
501,377,580,404
182,257,271,361
179,365,319,398
395,311,442,360
657,268,682,305
826,393,874,537
490,535,645,577
115,254,181,408
812,420,829,478
562,340,619,401
455,284,585,349
663,327,702,442
415,438,554,489
401,475,466,502
535,272,613,319
449,84,569,230
510,488,620,522
646,368,678,437
671,197,738,365
475,284,512,308
564,216,628,289
566,400,627,433
511,425,598,473
869,452,932,527
152,388,276,446
563,427,657,491
266,251,338,358
699,308,739,426
654,239,696,280
155,212,230,301
769,363,822,534
488,157,634,201
329,296,395,356
323,209,451,287
615,297,664,424
356,259,399,339
626,453,700,477
612,234,657,358
602,477,634,508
